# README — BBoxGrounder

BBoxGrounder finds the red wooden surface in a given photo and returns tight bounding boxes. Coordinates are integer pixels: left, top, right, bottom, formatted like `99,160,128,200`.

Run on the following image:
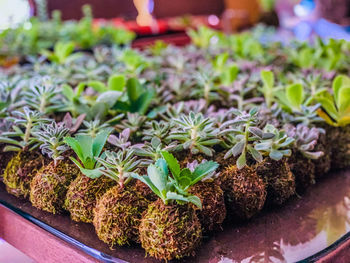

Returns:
0,205,99,263
317,238,350,263
132,32,190,48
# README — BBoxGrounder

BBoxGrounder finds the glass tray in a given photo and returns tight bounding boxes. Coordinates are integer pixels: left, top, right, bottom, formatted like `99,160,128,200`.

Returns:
1,170,350,263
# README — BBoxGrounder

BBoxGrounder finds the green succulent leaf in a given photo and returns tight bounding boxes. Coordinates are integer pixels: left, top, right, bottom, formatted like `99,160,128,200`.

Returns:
147,164,167,194
161,151,181,179
191,161,219,185
286,83,304,110
108,74,125,92
236,152,247,169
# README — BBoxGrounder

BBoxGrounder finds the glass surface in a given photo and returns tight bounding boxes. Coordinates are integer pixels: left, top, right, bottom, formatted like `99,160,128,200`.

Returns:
1,169,350,263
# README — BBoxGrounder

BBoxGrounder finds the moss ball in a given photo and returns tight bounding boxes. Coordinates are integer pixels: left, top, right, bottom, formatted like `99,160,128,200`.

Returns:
312,132,332,177
64,174,116,223
129,179,158,202
288,151,315,193
217,165,266,220
0,148,14,178
3,150,46,198
93,185,150,247
256,158,295,206
326,126,350,170
139,199,202,261
29,160,79,214
188,180,226,232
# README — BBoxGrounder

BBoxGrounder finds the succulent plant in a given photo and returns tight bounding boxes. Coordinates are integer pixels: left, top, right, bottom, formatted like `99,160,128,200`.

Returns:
96,149,140,187
316,75,350,127
76,119,113,138
220,108,275,169
114,113,147,136
133,137,176,166
23,83,63,115
141,120,173,142
259,70,277,108
41,41,81,64
284,124,323,160
280,104,324,126
107,128,131,151
33,121,70,166
167,112,221,156
190,70,220,106
255,124,295,161
64,129,111,178
0,107,50,152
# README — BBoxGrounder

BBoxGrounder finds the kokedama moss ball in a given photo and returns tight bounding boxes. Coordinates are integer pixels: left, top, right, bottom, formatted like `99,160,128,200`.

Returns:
288,151,315,193
0,146,14,178
139,199,202,261
312,131,331,177
64,174,116,223
217,165,266,220
29,160,79,214
93,185,150,247
188,180,226,232
3,150,46,198
129,179,157,202
256,158,295,206
326,125,350,170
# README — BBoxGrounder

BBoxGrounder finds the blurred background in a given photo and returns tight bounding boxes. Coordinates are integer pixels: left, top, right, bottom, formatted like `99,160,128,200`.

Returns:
0,0,349,41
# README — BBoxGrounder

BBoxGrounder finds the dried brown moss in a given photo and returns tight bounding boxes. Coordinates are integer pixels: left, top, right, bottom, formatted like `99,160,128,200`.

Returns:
3,150,46,198
93,185,150,247
29,160,79,214
139,199,202,261
288,151,315,193
256,158,295,206
64,174,116,223
326,126,350,170
217,164,266,220
188,180,226,232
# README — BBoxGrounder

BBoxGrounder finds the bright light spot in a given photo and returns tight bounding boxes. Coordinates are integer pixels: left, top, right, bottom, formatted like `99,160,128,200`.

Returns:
0,0,30,30
208,15,219,26
23,21,32,30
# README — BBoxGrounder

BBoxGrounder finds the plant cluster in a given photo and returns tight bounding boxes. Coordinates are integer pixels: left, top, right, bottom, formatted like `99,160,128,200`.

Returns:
0,21,349,262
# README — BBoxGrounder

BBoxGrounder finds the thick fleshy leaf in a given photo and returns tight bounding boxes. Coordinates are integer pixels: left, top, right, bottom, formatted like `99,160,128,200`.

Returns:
108,74,125,91
339,86,350,117
64,137,85,163
79,167,104,179
269,149,283,161
249,127,263,138
187,195,202,209
236,152,247,169
88,81,107,93
132,173,161,199
261,70,274,89
286,83,304,110
155,158,169,176
248,145,263,163
148,164,167,193
92,130,111,158
317,94,339,122
127,78,142,102
161,151,180,179
133,89,154,114
191,161,219,185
